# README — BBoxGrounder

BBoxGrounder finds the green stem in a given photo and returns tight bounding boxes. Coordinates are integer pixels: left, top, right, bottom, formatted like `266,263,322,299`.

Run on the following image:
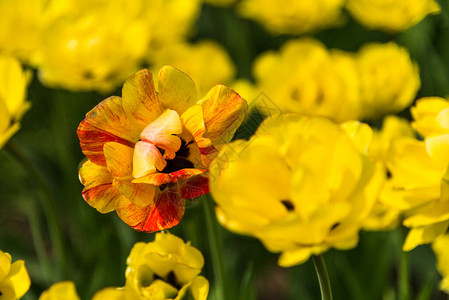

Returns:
202,194,227,300
26,204,53,283
313,255,333,300
398,228,410,300
5,141,66,280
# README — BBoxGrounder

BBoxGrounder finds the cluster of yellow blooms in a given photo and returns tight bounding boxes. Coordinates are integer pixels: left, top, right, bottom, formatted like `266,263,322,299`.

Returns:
2,0,449,297
2,233,208,300
238,0,440,34
379,98,449,251
253,38,420,122
0,0,236,94
209,106,449,289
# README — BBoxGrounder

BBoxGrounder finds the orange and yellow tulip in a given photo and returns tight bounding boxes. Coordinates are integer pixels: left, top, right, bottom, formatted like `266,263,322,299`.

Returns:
78,66,247,232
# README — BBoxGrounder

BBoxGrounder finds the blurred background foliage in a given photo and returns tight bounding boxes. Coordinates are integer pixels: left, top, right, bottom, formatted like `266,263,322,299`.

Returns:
1,0,449,299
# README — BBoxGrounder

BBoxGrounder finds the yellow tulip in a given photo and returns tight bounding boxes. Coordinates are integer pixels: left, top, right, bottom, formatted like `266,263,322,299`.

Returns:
433,234,449,294
363,116,414,231
346,0,440,32
380,97,449,250
0,250,30,300
93,232,209,300
0,55,31,148
356,42,420,120
39,282,80,300
238,0,345,35
253,38,362,122
210,114,383,266
34,1,150,92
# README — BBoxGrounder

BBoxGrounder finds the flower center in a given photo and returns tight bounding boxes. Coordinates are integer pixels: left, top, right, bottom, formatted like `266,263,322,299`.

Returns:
160,139,194,173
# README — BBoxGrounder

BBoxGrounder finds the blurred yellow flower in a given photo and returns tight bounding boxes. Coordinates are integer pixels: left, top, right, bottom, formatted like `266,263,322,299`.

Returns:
93,232,209,300
433,234,449,294
380,97,449,250
39,281,80,300
0,250,30,300
0,0,46,62
210,114,383,266
149,40,236,97
238,0,345,35
359,116,414,231
356,42,420,120
346,0,440,32
33,1,149,92
253,38,362,122
78,66,247,232
0,55,31,148
144,0,201,55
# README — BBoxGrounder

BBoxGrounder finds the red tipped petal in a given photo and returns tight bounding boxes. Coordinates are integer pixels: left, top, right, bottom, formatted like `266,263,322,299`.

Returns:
116,189,185,232
79,160,121,213
77,96,138,166
180,175,209,199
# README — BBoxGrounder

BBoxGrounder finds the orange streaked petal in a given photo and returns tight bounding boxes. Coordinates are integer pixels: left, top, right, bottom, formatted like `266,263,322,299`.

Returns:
113,180,157,207
180,104,213,150
199,85,248,146
122,69,163,127
116,189,185,232
133,141,167,178
77,96,138,165
158,66,198,115
132,173,172,185
141,109,182,152
170,168,206,181
180,174,209,199
79,160,120,213
131,169,205,186
103,142,134,179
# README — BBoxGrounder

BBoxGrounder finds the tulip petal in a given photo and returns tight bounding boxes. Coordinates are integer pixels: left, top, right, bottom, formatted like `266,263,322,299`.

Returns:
278,245,328,267
426,134,449,165
4,260,30,299
116,189,185,232
141,109,182,152
103,142,134,179
113,180,157,207
77,96,139,165
403,220,449,251
199,84,248,146
0,251,11,281
132,173,172,186
158,66,198,114
79,160,121,213
180,174,209,199
180,104,214,151
133,141,167,178
189,276,210,300
122,69,163,126
403,200,449,227
132,169,205,187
